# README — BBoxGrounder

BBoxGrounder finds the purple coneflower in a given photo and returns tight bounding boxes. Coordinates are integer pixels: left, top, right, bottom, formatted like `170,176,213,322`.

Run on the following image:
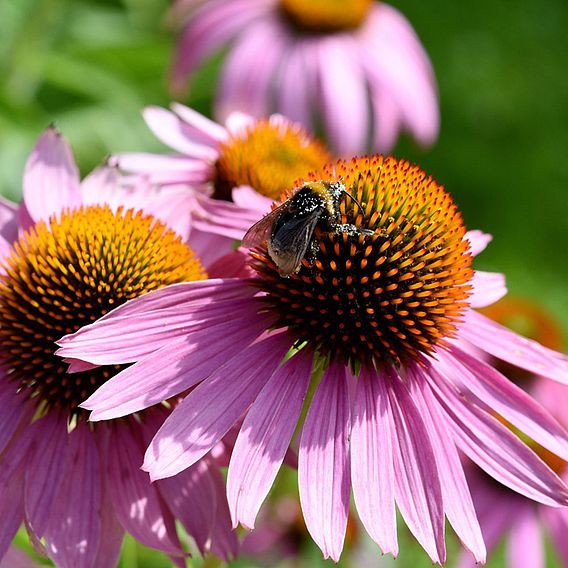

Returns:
0,128,237,567
59,156,568,563
457,299,568,568
170,0,439,154
117,104,332,263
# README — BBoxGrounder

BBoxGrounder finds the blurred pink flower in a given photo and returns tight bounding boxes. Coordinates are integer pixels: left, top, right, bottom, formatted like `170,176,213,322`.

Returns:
58,156,568,564
457,300,568,568
0,129,237,567
117,104,332,264
170,0,439,154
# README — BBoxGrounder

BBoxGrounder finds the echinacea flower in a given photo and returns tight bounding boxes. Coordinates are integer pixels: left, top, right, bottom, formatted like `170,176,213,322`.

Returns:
170,0,439,154
59,155,568,564
0,128,237,567
118,104,332,263
457,299,568,568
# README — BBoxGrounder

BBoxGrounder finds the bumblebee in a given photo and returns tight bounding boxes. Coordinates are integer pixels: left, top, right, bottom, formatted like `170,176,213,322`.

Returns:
242,180,372,276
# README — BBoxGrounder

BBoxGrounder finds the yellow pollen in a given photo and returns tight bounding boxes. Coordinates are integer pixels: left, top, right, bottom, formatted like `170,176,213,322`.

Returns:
0,205,206,415
280,0,372,33
251,155,474,367
214,118,331,201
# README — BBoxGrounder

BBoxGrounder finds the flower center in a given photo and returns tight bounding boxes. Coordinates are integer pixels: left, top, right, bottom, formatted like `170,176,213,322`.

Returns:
279,0,372,33
0,205,206,415
251,156,473,368
214,118,331,201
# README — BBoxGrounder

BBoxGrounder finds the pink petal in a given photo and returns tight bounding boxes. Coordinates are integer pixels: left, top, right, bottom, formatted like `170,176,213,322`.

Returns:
0,383,34,455
81,315,268,421
25,414,69,537
0,467,24,559
460,310,568,384
91,483,124,568
171,102,228,144
350,366,398,556
143,332,291,480
425,361,568,506
542,506,568,566
371,88,402,153
107,423,183,556
216,18,285,121
408,369,485,563
298,363,351,562
207,249,256,279
143,106,218,160
57,279,256,363
507,509,544,568
316,36,369,155
465,230,492,256
79,163,120,207
22,127,81,223
469,271,507,308
385,366,446,564
44,423,102,568
159,459,237,560
0,195,18,244
361,4,439,146
171,0,268,94
442,346,568,462
228,349,313,529
116,152,212,182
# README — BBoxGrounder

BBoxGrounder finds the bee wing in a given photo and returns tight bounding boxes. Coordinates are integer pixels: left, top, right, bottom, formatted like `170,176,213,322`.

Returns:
268,213,321,275
241,206,284,248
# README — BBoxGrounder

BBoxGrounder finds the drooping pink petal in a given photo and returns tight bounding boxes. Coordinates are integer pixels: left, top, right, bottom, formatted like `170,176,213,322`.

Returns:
460,310,568,384
207,249,256,279
506,509,543,568
541,505,568,566
171,102,228,144
361,3,439,146
469,271,507,308
408,368,485,563
106,422,183,556
57,278,256,363
465,230,492,256
22,127,81,224
80,315,268,421
91,483,124,568
425,361,568,506
44,423,102,568
0,546,41,568
0,467,24,560
385,366,446,564
442,347,568,462
370,88,402,153
143,332,291,480
116,153,213,184
316,36,368,155
350,366,398,556
158,458,238,560
0,195,18,244
216,18,285,121
171,0,269,94
24,414,69,538
143,106,219,161
0,382,34,456
298,363,351,562
228,349,313,530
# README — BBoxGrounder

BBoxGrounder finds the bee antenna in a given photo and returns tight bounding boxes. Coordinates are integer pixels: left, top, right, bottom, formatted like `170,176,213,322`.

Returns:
340,188,368,223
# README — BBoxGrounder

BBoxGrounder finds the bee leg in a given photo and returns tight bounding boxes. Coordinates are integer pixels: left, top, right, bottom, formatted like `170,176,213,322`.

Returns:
334,224,374,237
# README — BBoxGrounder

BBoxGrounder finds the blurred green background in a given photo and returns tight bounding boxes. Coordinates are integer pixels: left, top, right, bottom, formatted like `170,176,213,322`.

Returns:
1,0,566,566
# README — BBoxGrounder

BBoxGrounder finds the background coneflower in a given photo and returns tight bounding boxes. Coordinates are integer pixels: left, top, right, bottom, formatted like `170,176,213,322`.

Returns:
0,129,237,567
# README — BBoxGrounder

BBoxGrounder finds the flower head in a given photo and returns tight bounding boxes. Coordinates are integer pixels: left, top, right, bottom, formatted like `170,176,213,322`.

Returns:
118,105,332,263
0,129,237,566
170,0,439,154
59,155,568,564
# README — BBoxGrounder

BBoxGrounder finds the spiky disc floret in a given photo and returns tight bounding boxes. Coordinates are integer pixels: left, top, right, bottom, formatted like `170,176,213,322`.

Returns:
0,205,206,415
251,155,474,368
